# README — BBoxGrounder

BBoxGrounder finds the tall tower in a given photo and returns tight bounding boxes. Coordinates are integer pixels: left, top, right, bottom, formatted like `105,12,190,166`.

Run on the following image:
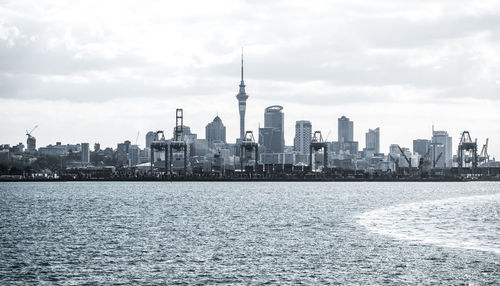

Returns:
236,51,248,140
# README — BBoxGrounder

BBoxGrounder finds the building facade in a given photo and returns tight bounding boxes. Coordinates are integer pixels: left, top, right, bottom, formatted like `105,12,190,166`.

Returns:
413,139,430,156
81,143,90,163
294,120,312,155
205,115,226,143
431,130,452,168
338,116,353,144
259,105,284,153
145,131,156,149
365,127,380,153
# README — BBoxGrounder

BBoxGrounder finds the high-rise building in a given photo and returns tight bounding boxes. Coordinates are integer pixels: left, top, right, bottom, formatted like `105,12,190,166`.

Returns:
236,51,248,140
94,143,101,152
259,105,284,153
432,130,452,168
128,145,140,166
365,127,380,153
338,116,353,143
81,143,90,163
116,140,131,167
205,115,226,143
145,131,156,148
413,139,430,156
294,120,312,155
26,135,36,153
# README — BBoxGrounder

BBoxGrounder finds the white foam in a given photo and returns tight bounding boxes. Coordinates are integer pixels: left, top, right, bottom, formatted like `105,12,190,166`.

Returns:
357,194,500,255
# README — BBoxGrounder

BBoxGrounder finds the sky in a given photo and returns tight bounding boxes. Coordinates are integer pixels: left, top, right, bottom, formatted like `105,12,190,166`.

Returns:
1,0,499,158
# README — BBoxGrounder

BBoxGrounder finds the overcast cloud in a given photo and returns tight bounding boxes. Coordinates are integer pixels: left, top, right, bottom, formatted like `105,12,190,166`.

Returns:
1,0,499,156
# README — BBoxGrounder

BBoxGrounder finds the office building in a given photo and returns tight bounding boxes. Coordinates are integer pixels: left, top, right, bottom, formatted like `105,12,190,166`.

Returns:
365,127,380,153
145,131,156,148
294,120,312,155
413,139,430,156
431,130,452,168
259,105,284,153
338,116,353,144
205,115,226,143
81,143,90,163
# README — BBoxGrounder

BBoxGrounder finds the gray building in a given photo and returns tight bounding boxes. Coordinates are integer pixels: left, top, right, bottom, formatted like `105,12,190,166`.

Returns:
128,145,140,166
26,135,36,153
116,140,131,166
81,143,90,163
145,131,156,149
413,139,430,156
294,120,312,155
365,127,380,153
338,116,353,144
432,130,452,168
259,105,284,153
205,115,226,143
172,125,192,139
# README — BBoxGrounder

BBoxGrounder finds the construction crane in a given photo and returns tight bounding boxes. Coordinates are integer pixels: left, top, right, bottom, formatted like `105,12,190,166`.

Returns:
388,154,399,175
310,131,328,172
135,131,140,146
478,138,489,164
26,125,38,138
397,145,412,168
457,131,478,169
435,152,443,166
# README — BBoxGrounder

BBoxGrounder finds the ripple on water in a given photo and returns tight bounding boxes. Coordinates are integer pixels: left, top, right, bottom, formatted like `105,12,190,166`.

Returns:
358,194,500,255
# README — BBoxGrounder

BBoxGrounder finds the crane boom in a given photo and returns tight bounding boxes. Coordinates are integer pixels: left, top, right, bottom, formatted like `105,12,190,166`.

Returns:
397,145,412,167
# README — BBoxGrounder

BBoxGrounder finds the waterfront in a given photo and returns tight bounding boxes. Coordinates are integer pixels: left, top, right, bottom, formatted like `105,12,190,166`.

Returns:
1,182,499,284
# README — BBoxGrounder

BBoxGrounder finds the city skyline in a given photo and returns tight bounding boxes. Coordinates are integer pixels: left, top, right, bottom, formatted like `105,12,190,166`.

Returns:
0,1,499,156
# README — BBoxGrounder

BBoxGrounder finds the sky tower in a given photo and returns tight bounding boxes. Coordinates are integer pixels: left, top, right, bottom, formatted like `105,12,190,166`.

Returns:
236,50,248,140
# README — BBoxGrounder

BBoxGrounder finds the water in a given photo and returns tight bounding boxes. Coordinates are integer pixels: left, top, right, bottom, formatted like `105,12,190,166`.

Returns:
1,182,499,284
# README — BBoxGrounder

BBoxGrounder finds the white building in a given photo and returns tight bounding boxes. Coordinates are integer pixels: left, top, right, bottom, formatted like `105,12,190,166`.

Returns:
293,120,312,155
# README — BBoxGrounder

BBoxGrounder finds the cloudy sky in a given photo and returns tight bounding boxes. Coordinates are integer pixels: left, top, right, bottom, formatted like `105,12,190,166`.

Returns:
1,0,499,157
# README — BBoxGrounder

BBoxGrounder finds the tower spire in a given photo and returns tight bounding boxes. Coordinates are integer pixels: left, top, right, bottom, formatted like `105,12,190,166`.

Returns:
241,47,244,83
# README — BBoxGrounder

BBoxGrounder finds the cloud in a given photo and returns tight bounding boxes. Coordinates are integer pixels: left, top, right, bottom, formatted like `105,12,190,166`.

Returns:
0,0,499,156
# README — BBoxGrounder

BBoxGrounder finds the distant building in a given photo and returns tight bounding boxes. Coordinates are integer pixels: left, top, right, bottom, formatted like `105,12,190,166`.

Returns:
128,145,140,166
338,116,353,144
145,131,156,148
432,130,452,168
413,139,430,156
205,115,226,143
81,143,90,163
116,140,131,166
172,125,192,140
365,127,380,153
94,143,101,152
26,135,36,153
294,120,312,155
259,105,284,153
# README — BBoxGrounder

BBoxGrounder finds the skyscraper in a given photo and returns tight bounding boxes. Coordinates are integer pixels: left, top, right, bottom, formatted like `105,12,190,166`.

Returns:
205,115,226,143
236,51,248,140
432,130,452,168
338,116,353,144
81,142,89,163
259,105,284,153
365,127,380,153
413,139,430,156
145,131,156,149
294,120,312,155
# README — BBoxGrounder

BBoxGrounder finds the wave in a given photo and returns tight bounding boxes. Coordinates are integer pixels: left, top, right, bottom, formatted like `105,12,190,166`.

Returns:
357,194,500,255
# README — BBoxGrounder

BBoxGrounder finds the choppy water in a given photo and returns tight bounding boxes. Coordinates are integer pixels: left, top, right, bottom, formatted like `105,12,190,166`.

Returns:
1,182,499,284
